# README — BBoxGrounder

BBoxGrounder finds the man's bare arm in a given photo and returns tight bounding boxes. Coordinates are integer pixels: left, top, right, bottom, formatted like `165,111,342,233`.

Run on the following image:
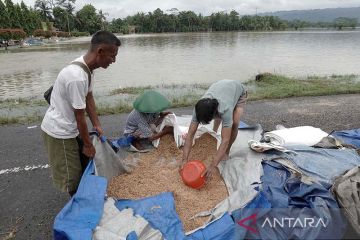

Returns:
74,109,95,158
85,92,103,136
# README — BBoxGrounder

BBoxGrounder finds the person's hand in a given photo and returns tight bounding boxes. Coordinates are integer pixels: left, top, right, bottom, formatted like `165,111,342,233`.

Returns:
202,164,218,180
83,144,96,158
181,132,188,140
179,158,188,171
93,125,104,137
132,132,141,138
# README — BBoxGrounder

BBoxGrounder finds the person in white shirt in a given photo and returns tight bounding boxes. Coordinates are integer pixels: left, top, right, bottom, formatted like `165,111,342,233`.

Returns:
41,30,121,196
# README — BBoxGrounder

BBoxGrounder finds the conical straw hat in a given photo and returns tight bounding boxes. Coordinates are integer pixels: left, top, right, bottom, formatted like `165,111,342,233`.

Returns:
133,90,170,113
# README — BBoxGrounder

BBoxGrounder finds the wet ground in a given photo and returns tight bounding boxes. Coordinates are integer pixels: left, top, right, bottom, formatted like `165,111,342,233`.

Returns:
0,94,359,239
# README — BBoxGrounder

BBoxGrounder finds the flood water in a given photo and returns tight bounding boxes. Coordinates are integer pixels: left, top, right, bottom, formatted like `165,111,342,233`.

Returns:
1,30,360,100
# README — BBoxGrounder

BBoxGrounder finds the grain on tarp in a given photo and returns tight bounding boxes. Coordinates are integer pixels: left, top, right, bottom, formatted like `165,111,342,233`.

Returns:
107,133,229,232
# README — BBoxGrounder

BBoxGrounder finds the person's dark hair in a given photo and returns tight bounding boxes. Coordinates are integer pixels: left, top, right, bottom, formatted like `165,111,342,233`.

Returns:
195,98,219,124
90,30,121,50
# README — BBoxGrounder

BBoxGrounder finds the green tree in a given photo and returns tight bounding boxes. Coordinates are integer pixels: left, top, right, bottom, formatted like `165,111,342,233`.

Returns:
75,4,101,34
210,12,227,31
128,12,147,33
166,8,179,32
269,16,287,30
34,0,52,21
55,0,75,33
152,8,165,32
179,11,198,32
4,0,20,28
200,15,210,31
108,17,125,33
0,0,10,28
229,10,239,30
20,1,30,33
334,17,358,30
52,6,67,31
13,3,22,28
28,8,42,34
98,10,108,30
289,19,307,30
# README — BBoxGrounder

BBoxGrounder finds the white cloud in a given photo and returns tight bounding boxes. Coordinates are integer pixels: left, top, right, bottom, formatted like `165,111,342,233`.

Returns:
12,0,360,20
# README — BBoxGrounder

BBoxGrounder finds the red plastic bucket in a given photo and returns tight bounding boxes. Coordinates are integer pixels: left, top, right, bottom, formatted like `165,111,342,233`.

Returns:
181,160,206,189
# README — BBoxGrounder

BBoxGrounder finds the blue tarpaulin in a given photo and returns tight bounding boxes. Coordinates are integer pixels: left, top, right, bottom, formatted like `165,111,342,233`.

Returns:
116,192,185,240
265,145,360,188
238,121,260,130
239,121,249,129
232,192,272,239
115,192,236,240
332,129,360,148
54,128,360,240
232,161,346,240
54,159,347,240
186,213,235,240
53,160,107,240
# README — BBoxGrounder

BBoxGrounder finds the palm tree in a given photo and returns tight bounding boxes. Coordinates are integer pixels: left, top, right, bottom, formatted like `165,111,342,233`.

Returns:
34,0,51,21
98,10,108,30
56,0,75,34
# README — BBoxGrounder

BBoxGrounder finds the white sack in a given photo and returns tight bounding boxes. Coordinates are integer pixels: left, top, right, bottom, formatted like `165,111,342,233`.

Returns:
263,126,328,146
93,198,163,240
92,135,130,181
153,114,220,148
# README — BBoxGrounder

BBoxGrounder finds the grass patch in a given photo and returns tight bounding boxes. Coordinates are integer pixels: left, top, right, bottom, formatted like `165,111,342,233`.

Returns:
170,93,201,108
96,92,201,115
109,86,152,95
96,102,133,115
1,73,360,125
245,73,360,100
163,83,209,90
0,115,42,125
32,99,49,106
0,116,20,125
0,98,28,104
109,83,210,96
97,93,201,115
0,98,47,108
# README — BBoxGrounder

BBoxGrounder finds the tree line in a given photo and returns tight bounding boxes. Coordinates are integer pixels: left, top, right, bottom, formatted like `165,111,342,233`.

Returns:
109,9,289,33
0,0,104,35
0,0,358,38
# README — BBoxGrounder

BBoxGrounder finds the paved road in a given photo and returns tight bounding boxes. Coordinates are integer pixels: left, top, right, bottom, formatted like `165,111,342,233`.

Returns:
1,94,360,239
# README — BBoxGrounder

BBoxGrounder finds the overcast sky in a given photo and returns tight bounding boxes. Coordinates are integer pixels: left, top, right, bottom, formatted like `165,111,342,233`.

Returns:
13,0,360,20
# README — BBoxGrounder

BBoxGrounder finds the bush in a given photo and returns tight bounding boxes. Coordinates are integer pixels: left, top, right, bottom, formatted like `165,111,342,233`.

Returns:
33,29,44,37
56,31,70,37
0,29,26,40
70,31,89,37
33,29,52,38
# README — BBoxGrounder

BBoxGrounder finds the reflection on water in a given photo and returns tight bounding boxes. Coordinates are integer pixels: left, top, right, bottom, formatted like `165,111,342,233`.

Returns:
1,31,360,100
0,70,56,99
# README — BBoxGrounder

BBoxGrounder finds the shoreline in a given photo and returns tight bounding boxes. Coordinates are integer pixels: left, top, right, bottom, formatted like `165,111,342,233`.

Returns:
1,73,360,125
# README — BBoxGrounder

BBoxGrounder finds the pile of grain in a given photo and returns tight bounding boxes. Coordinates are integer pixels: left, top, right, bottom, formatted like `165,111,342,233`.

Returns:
107,133,229,232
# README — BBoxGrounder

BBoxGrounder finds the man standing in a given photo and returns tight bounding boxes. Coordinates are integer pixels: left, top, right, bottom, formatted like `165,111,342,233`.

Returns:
41,30,121,196
181,79,247,179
